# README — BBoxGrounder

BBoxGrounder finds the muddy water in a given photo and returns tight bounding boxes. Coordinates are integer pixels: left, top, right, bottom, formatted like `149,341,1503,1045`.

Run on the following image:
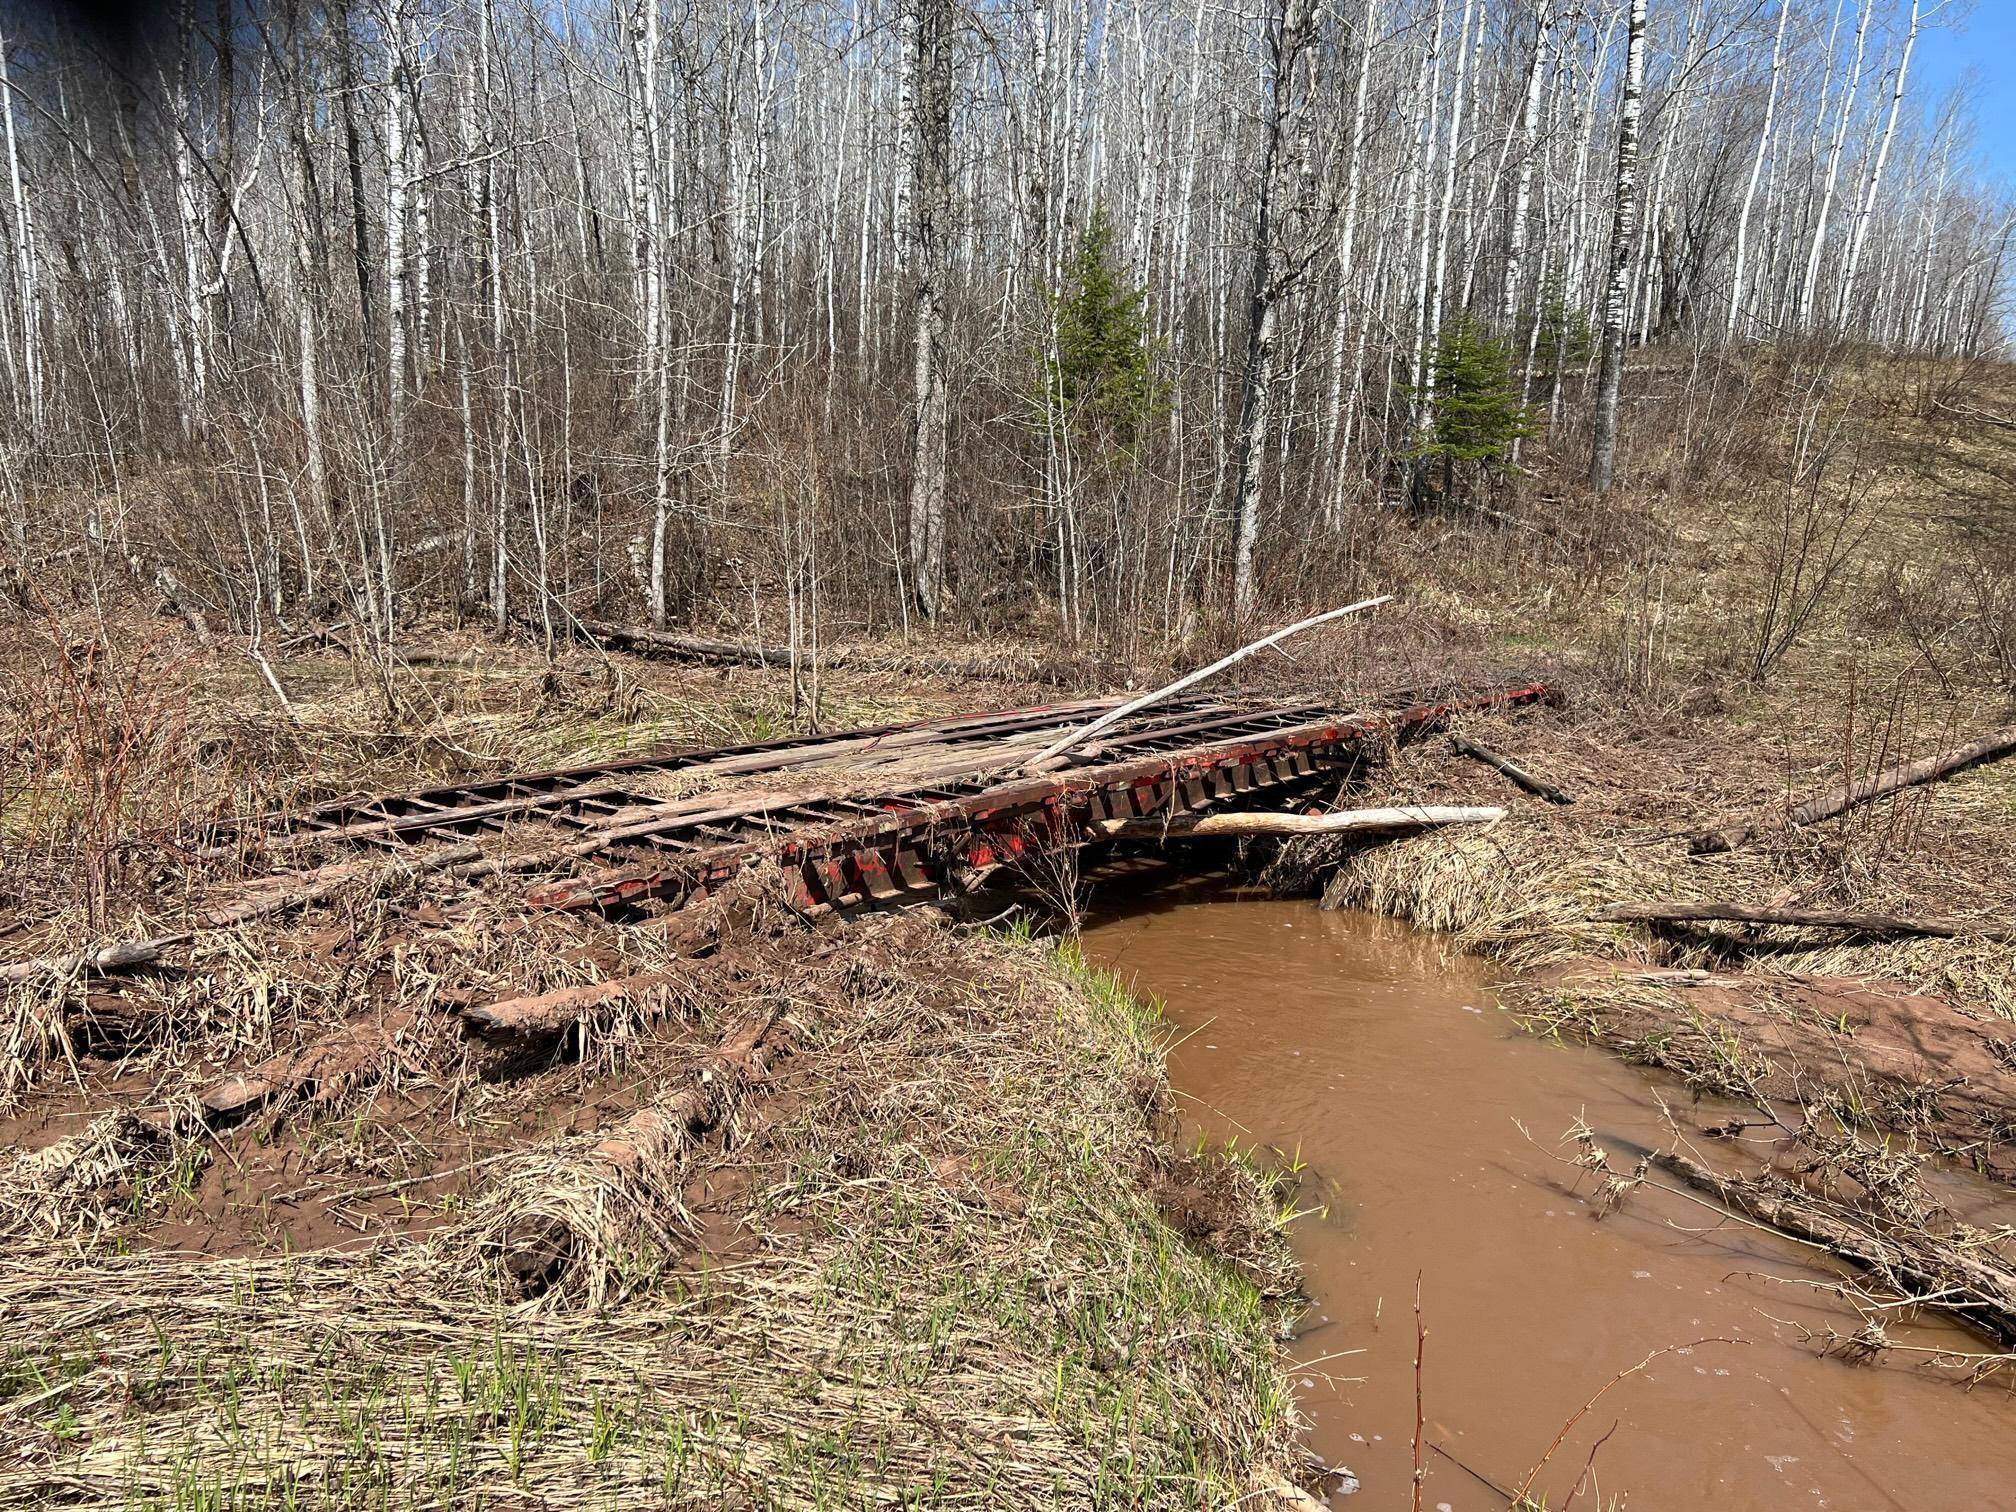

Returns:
1081,878,2016,1511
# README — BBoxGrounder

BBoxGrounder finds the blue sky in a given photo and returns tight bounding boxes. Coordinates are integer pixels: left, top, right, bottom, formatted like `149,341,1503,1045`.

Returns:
1913,1,2016,186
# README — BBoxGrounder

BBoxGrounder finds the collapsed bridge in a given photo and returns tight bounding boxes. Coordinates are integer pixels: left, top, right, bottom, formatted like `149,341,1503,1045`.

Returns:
4,679,1550,989
226,681,1550,919
0,677,1552,1130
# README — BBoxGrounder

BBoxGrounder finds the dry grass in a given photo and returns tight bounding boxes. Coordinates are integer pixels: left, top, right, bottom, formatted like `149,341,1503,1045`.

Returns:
1263,689,2016,1024
0,904,1306,1511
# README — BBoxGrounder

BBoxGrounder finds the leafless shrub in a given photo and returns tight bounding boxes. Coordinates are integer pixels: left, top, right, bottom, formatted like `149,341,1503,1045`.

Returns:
1,597,199,927
1003,813,1089,933
1734,426,1878,684
1958,554,2016,695
1802,674,1952,893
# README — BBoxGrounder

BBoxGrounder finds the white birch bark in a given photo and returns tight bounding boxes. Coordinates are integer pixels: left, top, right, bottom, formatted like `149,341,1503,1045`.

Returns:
1797,0,1871,331
1320,0,1379,525
1835,0,1918,328
1908,121,1953,350
1590,0,1646,497
0,22,41,434
1500,1,1554,331
626,0,672,627
904,0,951,619
1728,0,1793,336
1423,0,1476,389
1229,0,1311,621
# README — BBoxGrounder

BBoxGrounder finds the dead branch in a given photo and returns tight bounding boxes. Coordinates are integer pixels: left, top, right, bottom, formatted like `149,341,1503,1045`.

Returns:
1092,805,1504,841
586,1008,776,1173
0,936,187,986
1593,900,2015,945
1651,1150,2016,1347
1510,1339,1740,1506
493,1006,787,1301
1688,721,2016,853
0,844,488,985
1448,734,1574,804
460,970,682,1038
245,645,301,721
197,1007,419,1122
1411,1274,1426,1512
1017,595,1394,775
579,619,797,667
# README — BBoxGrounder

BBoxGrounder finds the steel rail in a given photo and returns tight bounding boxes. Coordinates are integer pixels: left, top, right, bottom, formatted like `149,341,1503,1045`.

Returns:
525,683,1550,914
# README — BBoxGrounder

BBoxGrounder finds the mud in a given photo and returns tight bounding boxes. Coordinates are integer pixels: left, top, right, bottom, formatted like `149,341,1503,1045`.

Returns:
1083,876,2016,1511
1530,964,2016,1182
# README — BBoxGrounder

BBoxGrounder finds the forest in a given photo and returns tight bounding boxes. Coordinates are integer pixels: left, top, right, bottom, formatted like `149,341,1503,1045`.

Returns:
0,0,2004,656
8,4,2016,1508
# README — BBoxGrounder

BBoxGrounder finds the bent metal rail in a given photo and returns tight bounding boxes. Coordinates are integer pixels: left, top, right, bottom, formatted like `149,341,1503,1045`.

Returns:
6,683,1547,982
514,682,1551,915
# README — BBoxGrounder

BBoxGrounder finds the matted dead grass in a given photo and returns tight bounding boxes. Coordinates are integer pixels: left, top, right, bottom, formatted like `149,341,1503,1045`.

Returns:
0,890,1308,1511
1269,696,2016,1021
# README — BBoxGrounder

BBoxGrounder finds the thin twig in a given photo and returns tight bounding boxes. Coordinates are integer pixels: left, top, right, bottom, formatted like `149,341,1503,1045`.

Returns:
1412,1272,1426,1512
1511,1340,1741,1504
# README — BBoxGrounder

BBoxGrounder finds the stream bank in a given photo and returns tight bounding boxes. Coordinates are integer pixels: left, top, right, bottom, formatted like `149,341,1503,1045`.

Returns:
1082,876,2016,1509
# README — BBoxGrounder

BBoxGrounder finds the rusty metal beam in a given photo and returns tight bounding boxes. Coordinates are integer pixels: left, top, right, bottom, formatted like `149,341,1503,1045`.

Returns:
525,683,1549,914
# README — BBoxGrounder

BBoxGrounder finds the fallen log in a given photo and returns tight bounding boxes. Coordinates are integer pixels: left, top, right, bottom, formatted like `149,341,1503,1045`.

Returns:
1448,734,1574,805
579,619,796,668
1651,1150,2016,1347
493,1007,786,1300
0,843,487,986
198,1007,420,1123
576,617,1098,683
1593,900,2015,945
0,936,187,987
1093,804,1504,841
590,1007,780,1174
460,970,683,1038
1689,721,2016,854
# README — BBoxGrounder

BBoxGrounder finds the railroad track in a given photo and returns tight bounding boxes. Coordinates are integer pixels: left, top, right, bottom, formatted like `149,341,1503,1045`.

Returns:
528,682,1548,915
2,682,1549,985
225,682,1549,917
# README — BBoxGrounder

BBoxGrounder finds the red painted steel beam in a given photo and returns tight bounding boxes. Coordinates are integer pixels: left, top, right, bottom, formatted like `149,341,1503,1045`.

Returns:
523,683,1548,915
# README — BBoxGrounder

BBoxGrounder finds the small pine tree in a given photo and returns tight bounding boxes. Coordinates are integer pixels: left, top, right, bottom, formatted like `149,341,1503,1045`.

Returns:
1037,206,1163,436
1413,312,1539,502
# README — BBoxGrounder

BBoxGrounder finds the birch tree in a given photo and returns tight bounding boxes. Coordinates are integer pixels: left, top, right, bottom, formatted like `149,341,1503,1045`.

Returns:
0,20,41,436
1590,0,1647,497
1727,0,1791,336
0,0,1999,648
1835,0,1918,326
904,0,951,619
1229,0,1313,622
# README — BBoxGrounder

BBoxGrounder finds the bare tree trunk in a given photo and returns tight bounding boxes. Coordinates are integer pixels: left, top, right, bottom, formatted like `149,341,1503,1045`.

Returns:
1727,0,1792,337
0,22,42,435
1589,0,1646,498
172,2,210,420
380,0,414,636
1319,0,1378,527
903,0,951,620
1229,0,1312,623
336,3,377,395
1499,1,1553,332
1422,0,1475,390
1836,0,1918,327
1797,0,1871,332
1908,124,1953,350
627,0,672,628
289,113,329,603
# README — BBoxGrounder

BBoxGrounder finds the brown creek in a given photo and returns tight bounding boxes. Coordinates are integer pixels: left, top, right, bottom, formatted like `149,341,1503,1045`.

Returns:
1080,877,2016,1511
